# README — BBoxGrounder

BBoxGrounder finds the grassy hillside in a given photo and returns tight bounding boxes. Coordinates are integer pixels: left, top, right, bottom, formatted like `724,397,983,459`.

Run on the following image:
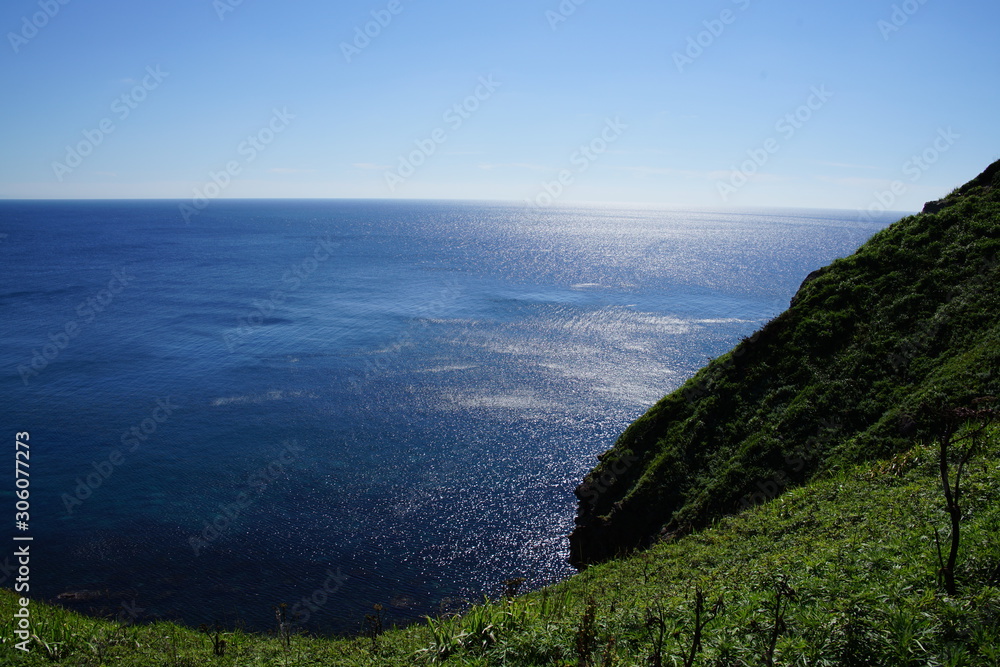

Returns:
3,426,998,665
570,160,1000,567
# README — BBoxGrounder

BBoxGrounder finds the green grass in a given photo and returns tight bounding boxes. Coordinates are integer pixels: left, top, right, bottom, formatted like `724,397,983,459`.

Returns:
4,426,998,665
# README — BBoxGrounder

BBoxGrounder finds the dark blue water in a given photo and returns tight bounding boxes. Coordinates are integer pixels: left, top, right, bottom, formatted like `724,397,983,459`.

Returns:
0,200,894,633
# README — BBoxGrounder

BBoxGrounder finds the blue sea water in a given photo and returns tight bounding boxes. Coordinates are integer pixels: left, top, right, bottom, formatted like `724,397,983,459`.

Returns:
0,200,895,633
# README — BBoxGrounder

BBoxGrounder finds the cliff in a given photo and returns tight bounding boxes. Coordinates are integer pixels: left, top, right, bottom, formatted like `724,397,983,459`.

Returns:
570,159,1000,567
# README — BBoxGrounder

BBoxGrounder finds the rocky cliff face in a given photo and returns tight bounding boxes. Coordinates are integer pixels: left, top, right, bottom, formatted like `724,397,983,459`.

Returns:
570,160,1000,569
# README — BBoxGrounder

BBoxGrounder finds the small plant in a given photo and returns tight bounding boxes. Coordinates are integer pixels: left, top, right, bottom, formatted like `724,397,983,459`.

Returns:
464,604,498,653
32,632,72,662
28,609,80,662
418,614,465,663
199,621,227,657
575,598,598,667
363,603,384,651
539,587,573,620
643,600,668,667
417,598,533,663
762,578,797,667
639,553,656,584
504,577,527,598
681,588,724,667
924,397,996,595
274,603,291,648
600,636,617,667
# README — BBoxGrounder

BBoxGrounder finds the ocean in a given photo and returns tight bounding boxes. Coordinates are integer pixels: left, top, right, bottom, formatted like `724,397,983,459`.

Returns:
0,199,895,633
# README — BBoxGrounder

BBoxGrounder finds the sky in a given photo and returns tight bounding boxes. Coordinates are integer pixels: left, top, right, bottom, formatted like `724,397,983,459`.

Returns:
1,0,998,211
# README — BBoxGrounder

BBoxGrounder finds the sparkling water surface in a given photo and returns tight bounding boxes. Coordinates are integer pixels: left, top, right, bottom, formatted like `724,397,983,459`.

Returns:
0,199,895,633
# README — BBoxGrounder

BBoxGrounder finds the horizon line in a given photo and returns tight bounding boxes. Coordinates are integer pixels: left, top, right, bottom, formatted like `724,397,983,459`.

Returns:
0,196,919,215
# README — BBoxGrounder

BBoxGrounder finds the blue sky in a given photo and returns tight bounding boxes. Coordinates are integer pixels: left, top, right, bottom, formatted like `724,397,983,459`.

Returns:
1,0,997,210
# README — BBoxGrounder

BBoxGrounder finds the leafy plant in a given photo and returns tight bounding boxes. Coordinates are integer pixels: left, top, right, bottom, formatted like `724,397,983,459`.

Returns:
575,598,597,667
198,622,227,657
364,603,384,651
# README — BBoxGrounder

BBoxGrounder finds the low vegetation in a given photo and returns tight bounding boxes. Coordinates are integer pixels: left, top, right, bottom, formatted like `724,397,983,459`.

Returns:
3,423,998,665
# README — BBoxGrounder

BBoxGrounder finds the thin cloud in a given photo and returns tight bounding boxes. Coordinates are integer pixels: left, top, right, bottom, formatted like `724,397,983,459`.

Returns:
477,162,549,171
613,165,715,179
814,160,879,170
816,175,893,188
705,170,787,184
352,162,390,170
